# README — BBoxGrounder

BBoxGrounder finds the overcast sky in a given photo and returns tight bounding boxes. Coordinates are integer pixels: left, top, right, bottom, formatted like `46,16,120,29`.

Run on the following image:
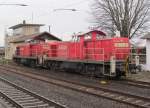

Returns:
0,0,92,46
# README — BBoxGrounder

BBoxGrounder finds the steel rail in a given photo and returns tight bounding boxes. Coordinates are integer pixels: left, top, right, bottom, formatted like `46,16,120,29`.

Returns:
125,79,150,89
0,76,66,108
0,65,150,108
2,64,150,89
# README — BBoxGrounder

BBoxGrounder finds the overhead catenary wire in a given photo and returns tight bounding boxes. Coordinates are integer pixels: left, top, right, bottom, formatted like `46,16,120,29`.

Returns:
60,0,89,8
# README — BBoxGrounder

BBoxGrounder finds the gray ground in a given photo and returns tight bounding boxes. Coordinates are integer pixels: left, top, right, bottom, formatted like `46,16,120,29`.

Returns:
128,71,150,82
0,98,12,108
0,70,136,108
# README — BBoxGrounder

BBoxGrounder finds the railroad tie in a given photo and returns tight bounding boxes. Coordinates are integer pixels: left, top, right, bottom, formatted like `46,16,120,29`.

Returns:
17,99,39,103
142,103,150,107
122,98,134,102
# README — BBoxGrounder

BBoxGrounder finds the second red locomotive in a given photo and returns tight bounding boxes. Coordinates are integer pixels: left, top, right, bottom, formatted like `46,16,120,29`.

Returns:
13,30,130,78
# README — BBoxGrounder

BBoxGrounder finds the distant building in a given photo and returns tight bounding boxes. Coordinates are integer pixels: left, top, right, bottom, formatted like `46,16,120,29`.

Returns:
0,47,5,58
142,33,150,71
5,20,61,60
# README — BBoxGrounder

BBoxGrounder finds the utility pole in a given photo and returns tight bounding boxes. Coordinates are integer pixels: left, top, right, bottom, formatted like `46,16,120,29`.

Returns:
48,25,51,33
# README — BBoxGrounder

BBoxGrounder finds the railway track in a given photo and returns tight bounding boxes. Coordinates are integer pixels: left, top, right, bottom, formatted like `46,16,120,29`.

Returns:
2,64,150,89
0,76,66,108
119,79,150,89
0,65,150,108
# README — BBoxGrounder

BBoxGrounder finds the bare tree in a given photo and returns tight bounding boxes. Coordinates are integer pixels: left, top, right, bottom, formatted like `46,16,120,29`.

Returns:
91,0,150,38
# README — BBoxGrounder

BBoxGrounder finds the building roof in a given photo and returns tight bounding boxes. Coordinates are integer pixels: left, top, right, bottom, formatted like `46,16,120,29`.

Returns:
9,23,44,29
142,32,150,39
10,32,61,43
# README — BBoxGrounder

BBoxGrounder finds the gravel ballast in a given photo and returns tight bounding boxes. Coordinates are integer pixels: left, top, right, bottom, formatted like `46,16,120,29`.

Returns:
0,70,136,108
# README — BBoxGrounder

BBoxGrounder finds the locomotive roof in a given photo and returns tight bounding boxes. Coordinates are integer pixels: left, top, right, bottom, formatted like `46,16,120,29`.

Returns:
78,30,106,37
10,32,61,43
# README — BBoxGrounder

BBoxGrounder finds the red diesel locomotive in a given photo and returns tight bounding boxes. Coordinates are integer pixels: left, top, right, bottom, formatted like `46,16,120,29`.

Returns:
13,30,130,78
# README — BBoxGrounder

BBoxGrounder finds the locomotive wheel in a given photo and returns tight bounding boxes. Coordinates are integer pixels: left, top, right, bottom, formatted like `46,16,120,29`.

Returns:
95,65,103,77
50,61,58,71
46,62,52,70
15,58,20,64
48,62,53,70
30,60,36,68
81,64,96,77
77,64,84,74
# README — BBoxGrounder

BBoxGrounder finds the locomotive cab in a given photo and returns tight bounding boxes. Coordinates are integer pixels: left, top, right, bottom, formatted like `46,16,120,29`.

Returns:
78,30,106,42
78,31,130,78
